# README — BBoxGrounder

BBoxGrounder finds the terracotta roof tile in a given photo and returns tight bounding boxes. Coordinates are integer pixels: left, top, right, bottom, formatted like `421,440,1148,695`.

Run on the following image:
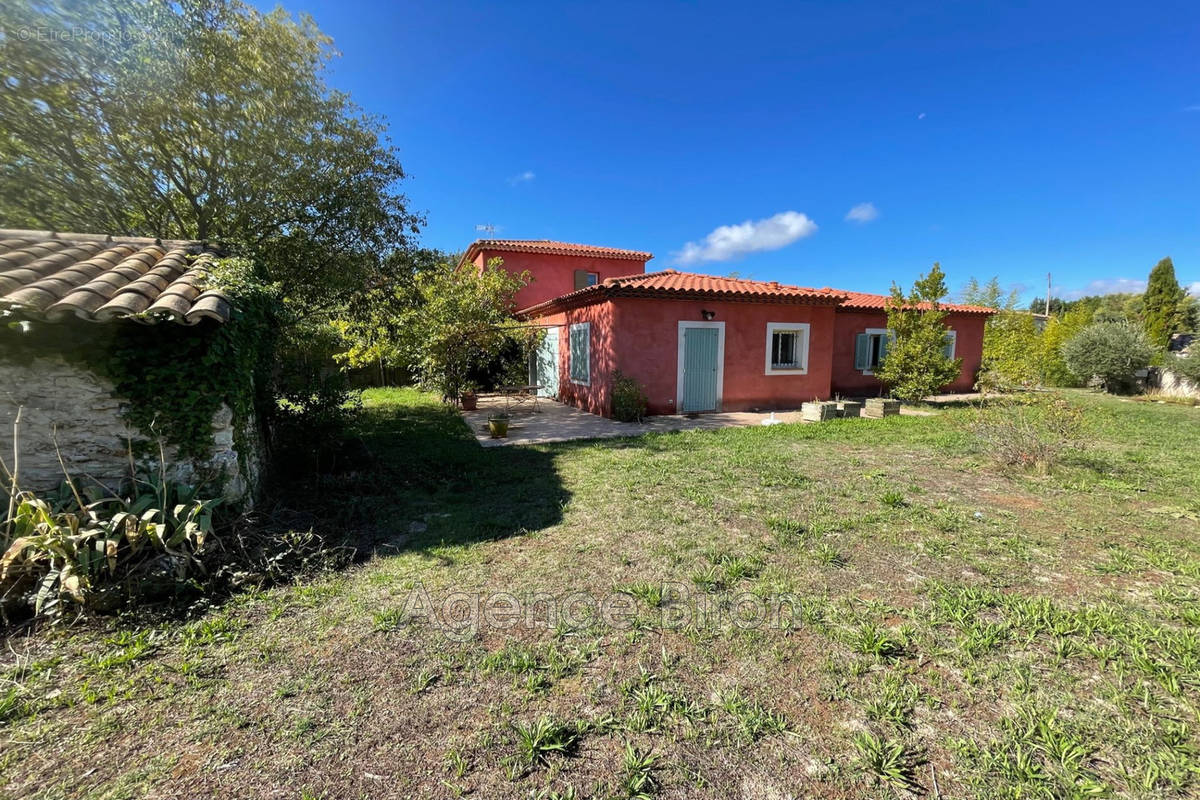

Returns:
518,269,845,315
837,289,996,315
0,230,232,324
462,239,653,266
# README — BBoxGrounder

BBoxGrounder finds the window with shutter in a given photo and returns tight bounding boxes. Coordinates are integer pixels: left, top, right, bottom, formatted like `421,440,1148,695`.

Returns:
857,328,893,374
569,322,590,385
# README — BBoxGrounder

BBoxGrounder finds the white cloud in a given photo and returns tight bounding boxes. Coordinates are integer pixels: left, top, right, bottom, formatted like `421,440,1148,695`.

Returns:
844,202,879,224
1057,277,1146,301
674,211,818,265
507,170,536,186
917,112,927,120
1187,281,1200,297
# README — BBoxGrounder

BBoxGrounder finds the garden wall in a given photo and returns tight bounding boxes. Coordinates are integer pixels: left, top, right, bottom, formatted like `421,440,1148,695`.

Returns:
0,355,259,502
1150,367,1200,399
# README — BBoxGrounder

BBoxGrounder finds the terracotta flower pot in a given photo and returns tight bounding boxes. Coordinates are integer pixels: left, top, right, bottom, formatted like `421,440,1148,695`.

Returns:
460,392,478,411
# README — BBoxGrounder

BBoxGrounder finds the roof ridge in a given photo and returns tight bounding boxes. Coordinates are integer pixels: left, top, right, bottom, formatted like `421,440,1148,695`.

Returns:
0,228,210,249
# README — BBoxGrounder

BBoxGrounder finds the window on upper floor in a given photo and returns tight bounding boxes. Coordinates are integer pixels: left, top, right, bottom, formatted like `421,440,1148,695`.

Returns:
573,270,600,290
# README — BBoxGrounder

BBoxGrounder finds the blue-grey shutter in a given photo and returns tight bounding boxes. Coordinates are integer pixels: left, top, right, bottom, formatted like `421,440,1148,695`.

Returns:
854,333,870,370
570,325,589,383
878,334,890,365
943,333,955,359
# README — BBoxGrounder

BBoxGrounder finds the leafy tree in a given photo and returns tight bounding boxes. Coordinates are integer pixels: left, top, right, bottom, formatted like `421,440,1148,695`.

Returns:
959,276,1021,310
389,260,530,401
1169,348,1200,385
978,311,1043,389
876,263,962,403
335,248,456,380
0,0,420,314
1061,321,1153,393
1029,297,1068,315
1143,258,1187,349
1039,307,1092,387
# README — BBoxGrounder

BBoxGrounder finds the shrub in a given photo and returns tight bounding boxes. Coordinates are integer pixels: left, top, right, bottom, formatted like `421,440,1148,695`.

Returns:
1169,349,1200,385
979,311,1042,390
968,396,1086,474
1061,321,1154,393
271,321,363,478
611,371,649,423
1039,308,1092,387
1,479,218,620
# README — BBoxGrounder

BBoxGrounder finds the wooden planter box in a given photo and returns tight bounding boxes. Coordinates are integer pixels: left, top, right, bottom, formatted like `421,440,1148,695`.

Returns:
836,400,863,418
801,401,838,422
863,398,901,418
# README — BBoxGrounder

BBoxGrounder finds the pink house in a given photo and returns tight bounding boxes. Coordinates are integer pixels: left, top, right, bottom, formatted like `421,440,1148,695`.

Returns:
463,239,993,416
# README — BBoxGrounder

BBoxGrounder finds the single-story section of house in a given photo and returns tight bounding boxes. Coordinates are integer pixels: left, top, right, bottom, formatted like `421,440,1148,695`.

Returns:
463,239,994,416
0,229,259,502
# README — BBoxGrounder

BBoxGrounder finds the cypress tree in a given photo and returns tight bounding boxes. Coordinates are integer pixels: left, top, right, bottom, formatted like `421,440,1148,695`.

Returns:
1143,257,1185,349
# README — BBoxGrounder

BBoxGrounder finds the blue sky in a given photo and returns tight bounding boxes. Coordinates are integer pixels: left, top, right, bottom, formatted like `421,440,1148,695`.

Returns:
262,0,1198,302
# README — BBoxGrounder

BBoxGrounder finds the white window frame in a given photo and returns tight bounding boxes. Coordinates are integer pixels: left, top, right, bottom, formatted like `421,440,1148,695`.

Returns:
764,322,811,375
860,327,893,376
675,321,726,412
569,322,591,386
943,329,957,359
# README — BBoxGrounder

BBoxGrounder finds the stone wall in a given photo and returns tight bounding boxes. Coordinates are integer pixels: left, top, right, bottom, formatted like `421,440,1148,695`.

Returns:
1151,367,1200,399
0,355,258,503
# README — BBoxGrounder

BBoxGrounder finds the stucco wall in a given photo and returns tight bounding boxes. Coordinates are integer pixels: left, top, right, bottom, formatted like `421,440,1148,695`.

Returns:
830,311,987,395
537,302,618,416
609,297,838,415
0,355,258,502
473,250,649,311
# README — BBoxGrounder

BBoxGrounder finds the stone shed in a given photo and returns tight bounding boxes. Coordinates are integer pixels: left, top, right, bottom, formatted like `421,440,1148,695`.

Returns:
0,230,261,503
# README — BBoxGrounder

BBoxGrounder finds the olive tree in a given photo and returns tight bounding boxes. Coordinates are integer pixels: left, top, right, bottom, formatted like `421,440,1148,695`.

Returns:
1061,321,1153,393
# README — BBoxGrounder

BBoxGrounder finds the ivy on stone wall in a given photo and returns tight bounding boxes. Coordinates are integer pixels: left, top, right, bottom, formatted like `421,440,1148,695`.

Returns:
1,258,279,464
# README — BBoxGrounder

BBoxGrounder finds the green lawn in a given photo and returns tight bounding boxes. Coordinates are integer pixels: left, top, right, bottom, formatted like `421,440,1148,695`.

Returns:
3,389,1200,799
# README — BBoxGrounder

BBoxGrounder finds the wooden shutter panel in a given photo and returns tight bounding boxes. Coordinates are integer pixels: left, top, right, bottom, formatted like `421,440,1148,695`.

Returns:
570,324,590,382
574,270,589,290
854,334,870,370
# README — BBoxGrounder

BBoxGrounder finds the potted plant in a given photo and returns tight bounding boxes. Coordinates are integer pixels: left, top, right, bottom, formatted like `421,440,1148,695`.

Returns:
488,412,510,438
460,383,479,411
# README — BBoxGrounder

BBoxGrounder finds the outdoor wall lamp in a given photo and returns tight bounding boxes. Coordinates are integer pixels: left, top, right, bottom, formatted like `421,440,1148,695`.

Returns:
701,309,716,320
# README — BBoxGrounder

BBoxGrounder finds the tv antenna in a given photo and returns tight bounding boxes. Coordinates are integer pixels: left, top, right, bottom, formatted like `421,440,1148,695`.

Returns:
475,223,497,236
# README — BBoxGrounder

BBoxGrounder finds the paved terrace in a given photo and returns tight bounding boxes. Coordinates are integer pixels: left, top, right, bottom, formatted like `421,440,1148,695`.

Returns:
460,394,975,447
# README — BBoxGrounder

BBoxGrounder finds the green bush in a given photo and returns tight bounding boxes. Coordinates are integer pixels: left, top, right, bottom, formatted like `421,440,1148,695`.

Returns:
1061,321,1154,393
1039,308,1092,387
979,311,1042,390
1,479,218,620
611,371,649,423
1169,349,1200,384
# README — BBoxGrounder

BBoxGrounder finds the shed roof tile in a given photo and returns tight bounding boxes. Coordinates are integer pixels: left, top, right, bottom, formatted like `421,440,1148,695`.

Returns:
0,230,232,325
